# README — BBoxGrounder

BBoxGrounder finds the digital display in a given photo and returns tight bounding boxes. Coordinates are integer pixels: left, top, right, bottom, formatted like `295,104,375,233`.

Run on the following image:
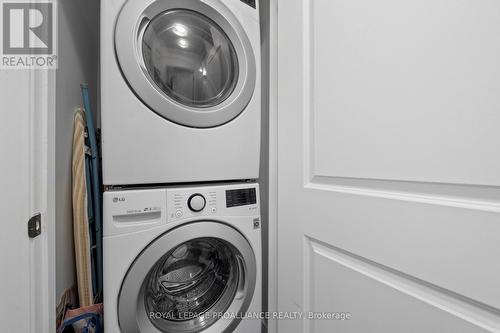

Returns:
240,0,256,9
226,188,257,207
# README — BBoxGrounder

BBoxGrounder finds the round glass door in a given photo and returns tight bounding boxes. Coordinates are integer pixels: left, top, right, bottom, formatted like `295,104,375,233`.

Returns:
145,238,239,332
115,0,256,128
118,222,256,333
142,10,239,108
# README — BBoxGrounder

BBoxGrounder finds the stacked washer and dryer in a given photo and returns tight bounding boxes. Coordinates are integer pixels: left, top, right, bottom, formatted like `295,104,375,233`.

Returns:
101,0,262,332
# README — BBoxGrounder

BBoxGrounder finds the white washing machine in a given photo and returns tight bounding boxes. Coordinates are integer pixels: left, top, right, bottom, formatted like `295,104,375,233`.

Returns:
101,0,261,185
103,183,262,332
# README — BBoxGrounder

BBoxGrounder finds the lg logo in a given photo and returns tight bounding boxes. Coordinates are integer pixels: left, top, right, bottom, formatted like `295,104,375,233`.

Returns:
1,1,57,68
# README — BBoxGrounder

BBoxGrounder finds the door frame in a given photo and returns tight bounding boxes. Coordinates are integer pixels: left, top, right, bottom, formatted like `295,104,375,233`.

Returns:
30,56,57,333
267,0,278,332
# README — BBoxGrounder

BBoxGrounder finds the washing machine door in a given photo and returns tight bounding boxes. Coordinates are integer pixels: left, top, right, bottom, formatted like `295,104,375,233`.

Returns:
115,0,256,128
118,221,257,333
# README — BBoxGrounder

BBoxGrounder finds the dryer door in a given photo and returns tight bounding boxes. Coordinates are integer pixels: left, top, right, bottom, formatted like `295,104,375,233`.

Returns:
118,221,257,333
115,0,256,128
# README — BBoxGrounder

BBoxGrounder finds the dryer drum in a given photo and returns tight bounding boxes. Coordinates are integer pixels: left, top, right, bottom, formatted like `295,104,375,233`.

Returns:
142,9,239,108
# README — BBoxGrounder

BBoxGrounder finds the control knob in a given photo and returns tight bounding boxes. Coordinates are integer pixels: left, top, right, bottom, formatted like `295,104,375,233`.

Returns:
188,194,206,212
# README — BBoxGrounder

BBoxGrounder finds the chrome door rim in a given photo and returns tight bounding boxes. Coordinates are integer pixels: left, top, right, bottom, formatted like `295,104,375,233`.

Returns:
118,221,257,333
115,0,256,128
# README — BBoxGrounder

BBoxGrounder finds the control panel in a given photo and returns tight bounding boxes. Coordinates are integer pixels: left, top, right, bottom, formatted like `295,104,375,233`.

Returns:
166,183,259,223
104,184,260,235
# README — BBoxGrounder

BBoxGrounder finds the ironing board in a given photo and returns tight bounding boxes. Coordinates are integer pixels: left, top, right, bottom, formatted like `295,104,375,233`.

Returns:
72,108,94,307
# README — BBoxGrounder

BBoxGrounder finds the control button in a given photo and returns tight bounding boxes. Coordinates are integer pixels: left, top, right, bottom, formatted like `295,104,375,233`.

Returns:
188,194,206,212
175,210,183,218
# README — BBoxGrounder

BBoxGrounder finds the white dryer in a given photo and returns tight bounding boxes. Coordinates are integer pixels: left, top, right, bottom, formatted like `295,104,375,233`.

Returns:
101,0,261,185
103,183,262,332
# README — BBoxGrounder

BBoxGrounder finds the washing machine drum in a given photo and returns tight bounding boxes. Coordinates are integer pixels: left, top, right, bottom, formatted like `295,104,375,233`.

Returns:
118,222,256,333
115,0,256,128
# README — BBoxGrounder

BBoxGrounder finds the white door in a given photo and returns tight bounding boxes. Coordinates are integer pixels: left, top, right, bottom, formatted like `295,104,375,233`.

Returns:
0,70,32,332
275,0,500,332
0,70,54,332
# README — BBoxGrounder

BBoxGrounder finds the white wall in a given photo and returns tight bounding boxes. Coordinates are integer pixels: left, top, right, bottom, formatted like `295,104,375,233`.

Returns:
55,0,99,300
